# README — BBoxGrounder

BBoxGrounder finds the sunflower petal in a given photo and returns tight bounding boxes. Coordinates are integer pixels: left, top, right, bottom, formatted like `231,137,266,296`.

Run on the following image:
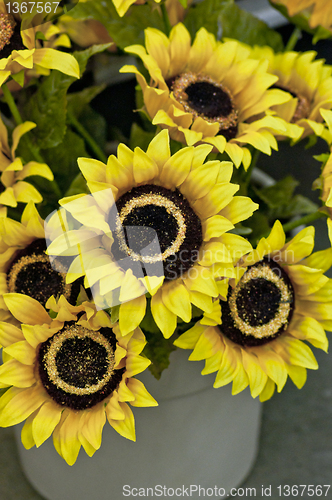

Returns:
32,402,62,447
108,402,136,441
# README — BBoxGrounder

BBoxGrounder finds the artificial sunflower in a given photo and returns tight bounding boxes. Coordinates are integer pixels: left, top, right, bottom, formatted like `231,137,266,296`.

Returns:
269,0,332,34
0,294,157,465
247,44,332,139
120,23,299,169
174,220,332,401
46,129,257,339
0,201,82,323
0,118,53,207
0,1,80,87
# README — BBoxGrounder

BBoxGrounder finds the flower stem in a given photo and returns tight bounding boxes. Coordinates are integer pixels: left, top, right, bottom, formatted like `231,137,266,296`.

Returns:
160,2,172,36
282,210,327,233
67,111,107,164
2,83,23,125
2,83,45,164
285,27,302,51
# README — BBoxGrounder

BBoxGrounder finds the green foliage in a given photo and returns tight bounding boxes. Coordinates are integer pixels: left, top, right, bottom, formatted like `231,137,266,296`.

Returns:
143,330,177,380
22,70,73,150
140,300,177,379
68,0,165,49
185,0,283,50
42,128,88,200
67,85,107,118
251,175,319,232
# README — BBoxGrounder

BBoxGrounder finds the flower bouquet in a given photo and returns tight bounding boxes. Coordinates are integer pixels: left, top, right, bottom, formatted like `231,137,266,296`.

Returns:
0,0,332,495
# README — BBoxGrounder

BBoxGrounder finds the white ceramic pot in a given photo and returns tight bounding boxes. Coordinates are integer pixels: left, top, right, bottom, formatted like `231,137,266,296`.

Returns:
15,348,261,500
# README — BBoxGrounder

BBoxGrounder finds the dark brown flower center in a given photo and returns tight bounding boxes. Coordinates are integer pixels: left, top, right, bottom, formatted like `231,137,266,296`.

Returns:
220,257,294,347
6,238,80,306
0,14,24,57
110,184,202,281
171,72,238,140
38,324,124,410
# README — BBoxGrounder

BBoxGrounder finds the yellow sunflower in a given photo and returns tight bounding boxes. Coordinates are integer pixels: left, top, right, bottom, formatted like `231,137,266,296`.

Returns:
120,23,300,169
270,0,332,33
0,201,84,324
308,109,332,218
0,118,53,207
0,1,80,86
247,44,332,140
46,129,258,339
174,220,332,401
0,294,157,465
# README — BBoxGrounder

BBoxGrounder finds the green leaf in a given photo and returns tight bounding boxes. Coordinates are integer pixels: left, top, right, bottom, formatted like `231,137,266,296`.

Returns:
41,128,88,199
281,195,318,218
69,0,165,49
254,175,299,209
67,84,107,118
245,211,271,244
185,0,283,50
74,44,113,75
129,123,156,150
143,330,177,380
11,70,25,87
22,70,74,150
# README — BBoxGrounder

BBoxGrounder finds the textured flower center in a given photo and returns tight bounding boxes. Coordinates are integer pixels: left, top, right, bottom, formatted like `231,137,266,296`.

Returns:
38,325,124,410
0,14,24,57
171,72,238,140
0,13,16,51
6,239,78,306
273,84,310,122
112,184,202,280
220,258,294,346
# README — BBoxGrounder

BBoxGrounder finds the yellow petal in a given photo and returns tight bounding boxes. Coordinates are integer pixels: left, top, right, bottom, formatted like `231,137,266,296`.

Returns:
0,385,44,427
4,340,36,365
108,402,136,441
33,48,80,78
174,323,205,349
0,359,35,387
81,404,106,450
4,294,51,325
127,378,158,407
241,350,268,398
0,322,24,346
133,147,158,184
151,289,177,338
57,411,82,465
162,282,192,323
119,295,147,335
189,326,221,361
32,402,62,447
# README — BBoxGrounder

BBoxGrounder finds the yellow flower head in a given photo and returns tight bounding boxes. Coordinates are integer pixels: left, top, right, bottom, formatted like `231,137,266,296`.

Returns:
46,130,258,339
0,294,157,465
0,1,80,86
247,44,332,140
0,202,83,323
0,119,53,208
270,0,332,34
175,220,332,401
120,23,297,169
